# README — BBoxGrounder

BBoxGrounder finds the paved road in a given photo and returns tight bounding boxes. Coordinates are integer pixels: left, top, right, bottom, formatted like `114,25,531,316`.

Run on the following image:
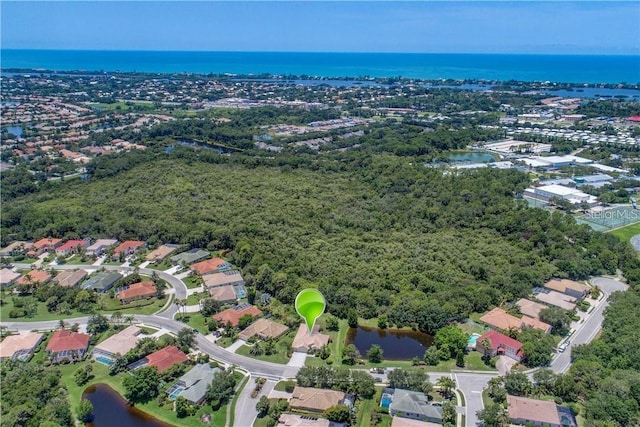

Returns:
234,378,276,427
549,276,627,374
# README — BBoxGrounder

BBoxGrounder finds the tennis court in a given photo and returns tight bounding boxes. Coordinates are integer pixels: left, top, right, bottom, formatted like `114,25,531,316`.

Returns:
576,205,640,231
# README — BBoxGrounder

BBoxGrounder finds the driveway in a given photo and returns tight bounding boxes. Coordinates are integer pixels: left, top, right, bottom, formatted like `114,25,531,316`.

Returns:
496,356,516,375
287,352,307,367
227,339,246,353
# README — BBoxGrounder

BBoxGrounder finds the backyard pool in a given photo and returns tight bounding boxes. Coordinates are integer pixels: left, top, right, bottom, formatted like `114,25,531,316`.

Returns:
380,394,392,409
467,333,481,349
95,356,112,365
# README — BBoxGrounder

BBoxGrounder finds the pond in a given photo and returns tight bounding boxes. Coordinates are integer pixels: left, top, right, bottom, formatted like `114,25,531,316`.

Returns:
447,152,496,163
4,125,23,138
346,326,434,360
82,384,172,427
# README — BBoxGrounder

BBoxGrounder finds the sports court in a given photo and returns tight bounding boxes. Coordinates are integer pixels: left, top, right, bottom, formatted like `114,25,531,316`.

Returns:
575,205,640,232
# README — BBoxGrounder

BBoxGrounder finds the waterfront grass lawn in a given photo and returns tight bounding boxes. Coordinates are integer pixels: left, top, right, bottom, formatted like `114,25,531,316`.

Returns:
59,359,228,427
235,330,296,365
608,221,640,242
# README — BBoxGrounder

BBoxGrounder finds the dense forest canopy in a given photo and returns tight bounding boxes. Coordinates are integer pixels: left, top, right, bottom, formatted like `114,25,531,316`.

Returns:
3,150,637,333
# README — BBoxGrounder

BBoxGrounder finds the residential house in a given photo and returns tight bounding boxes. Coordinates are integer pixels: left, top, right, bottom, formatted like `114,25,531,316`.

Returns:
390,418,442,427
167,363,221,404
0,332,44,361
388,389,443,424
209,285,237,303
535,289,577,311
515,298,548,320
212,304,262,327
86,239,118,257
191,257,231,275
170,249,210,266
239,318,288,341
27,238,63,257
480,307,551,333
16,269,52,287
0,268,21,286
46,329,91,363
92,326,141,362
292,323,330,353
117,280,157,304
544,279,590,300
55,239,89,257
0,241,33,257
277,414,342,427
203,270,244,288
477,330,523,362
130,345,188,373
507,395,562,427
145,244,180,262
112,240,146,260
53,269,88,288
289,387,346,413
82,271,121,293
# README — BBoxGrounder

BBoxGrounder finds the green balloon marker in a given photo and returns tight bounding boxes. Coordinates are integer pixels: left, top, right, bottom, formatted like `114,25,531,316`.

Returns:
295,288,326,333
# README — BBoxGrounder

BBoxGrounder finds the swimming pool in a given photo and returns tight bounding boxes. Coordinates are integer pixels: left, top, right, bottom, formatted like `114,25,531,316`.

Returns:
380,394,392,408
95,356,112,365
467,333,481,349
168,387,185,399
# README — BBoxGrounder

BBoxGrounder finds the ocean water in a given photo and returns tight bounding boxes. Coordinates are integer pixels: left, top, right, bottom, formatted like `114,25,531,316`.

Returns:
1,50,639,84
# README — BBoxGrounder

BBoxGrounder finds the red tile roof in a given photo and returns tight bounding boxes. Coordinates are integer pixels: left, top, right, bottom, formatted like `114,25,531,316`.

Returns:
478,330,523,352
56,239,87,252
33,238,62,249
190,257,229,275
118,281,157,301
145,345,188,373
46,329,90,353
113,240,145,254
213,305,262,327
16,269,51,285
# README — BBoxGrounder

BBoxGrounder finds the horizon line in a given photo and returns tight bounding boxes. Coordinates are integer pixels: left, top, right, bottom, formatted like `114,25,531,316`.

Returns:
1,48,638,57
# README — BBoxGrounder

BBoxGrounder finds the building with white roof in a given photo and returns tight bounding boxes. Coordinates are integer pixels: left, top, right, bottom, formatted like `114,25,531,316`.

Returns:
524,184,598,206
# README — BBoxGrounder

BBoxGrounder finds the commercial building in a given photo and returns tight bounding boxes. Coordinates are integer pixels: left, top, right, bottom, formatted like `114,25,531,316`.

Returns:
524,184,598,206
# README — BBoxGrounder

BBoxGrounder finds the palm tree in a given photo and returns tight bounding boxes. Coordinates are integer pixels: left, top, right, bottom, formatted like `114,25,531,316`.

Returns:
57,319,67,329
436,376,456,399
123,315,135,325
111,312,123,326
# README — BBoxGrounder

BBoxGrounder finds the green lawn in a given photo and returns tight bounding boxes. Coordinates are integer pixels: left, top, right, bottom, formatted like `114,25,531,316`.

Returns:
178,313,210,334
274,380,296,392
186,292,207,306
87,101,155,111
234,329,297,365
183,276,203,289
0,294,86,322
608,221,640,242
148,259,173,271
355,387,383,427
99,294,168,315
64,255,97,265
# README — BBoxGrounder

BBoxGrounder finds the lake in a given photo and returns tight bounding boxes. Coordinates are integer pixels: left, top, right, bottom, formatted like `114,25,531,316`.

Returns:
447,152,496,163
4,125,23,138
346,326,434,360
82,384,172,427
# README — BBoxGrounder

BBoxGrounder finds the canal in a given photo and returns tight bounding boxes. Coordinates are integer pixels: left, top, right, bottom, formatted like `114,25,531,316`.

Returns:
345,326,434,360
82,384,172,427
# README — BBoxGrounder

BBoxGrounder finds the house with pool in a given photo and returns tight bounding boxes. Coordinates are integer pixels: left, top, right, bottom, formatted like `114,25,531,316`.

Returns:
92,325,142,364
166,363,221,404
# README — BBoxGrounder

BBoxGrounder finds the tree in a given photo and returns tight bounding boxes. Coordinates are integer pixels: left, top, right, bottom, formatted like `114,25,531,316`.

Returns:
111,312,123,326
519,328,554,368
367,344,383,363
238,314,254,330
256,395,270,416
206,369,237,409
538,307,572,336
318,344,331,360
456,350,465,368
326,316,339,331
533,368,557,394
423,346,439,366
437,376,456,399
323,404,351,423
86,314,109,334
477,402,508,427
350,370,376,398
74,365,93,386
176,327,196,351
201,298,222,316
347,309,358,328
76,399,93,423
503,371,532,397
175,396,190,418
123,366,161,404
442,400,457,427
377,315,388,329
388,368,430,392
434,325,469,360
342,344,358,365
486,377,506,404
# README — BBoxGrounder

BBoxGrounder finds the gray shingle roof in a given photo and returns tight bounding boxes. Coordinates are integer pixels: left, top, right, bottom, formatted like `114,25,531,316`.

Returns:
82,271,121,292
390,389,443,421
176,364,221,404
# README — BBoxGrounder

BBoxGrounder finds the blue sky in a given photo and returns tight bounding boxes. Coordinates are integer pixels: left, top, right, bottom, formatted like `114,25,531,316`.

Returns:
2,1,638,54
